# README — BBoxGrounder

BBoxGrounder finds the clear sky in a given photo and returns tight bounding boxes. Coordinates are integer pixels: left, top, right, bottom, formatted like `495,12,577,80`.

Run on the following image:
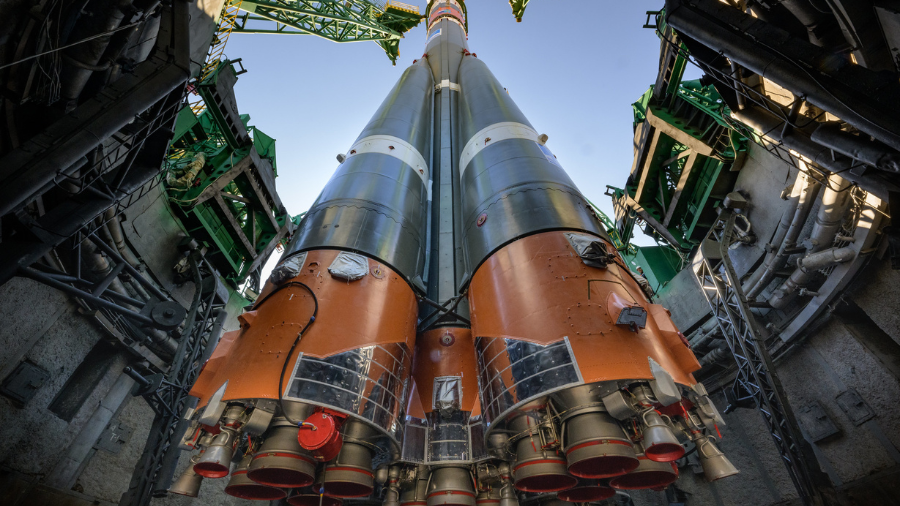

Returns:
224,1,682,276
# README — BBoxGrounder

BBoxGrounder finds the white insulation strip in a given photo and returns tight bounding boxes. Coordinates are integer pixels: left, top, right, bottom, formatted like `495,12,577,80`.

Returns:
345,135,430,185
459,122,539,178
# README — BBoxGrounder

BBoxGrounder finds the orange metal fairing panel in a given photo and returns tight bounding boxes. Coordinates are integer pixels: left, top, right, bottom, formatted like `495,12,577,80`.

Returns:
468,231,700,386
408,328,479,418
190,249,418,407
189,330,239,399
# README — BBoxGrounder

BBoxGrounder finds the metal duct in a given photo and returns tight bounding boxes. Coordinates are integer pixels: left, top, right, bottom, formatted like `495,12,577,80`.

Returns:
742,171,806,295
777,0,844,48
59,0,132,109
769,174,854,308
811,124,900,174
105,208,142,268
744,169,822,298
687,318,721,348
797,245,857,271
664,0,900,151
0,1,191,223
731,105,897,199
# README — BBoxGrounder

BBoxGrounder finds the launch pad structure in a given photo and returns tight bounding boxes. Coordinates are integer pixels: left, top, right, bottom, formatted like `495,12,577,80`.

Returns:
0,1,899,506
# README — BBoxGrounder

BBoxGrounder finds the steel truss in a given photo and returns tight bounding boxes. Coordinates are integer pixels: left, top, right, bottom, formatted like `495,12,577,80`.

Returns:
508,0,530,22
233,0,423,63
0,0,191,286
15,226,226,505
650,8,899,201
119,253,227,506
694,208,838,506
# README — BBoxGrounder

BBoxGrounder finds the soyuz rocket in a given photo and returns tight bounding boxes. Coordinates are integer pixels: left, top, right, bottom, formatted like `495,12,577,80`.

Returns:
176,1,739,504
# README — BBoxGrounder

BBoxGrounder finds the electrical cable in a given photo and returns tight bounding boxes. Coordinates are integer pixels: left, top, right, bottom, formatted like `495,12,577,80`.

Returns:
0,19,146,71
654,25,859,193
260,281,318,426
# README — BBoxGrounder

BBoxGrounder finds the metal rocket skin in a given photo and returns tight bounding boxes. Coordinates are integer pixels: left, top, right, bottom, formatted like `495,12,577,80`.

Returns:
282,59,433,286
184,0,737,502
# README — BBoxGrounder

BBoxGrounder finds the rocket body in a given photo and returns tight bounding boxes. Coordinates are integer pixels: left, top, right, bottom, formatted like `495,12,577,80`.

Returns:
185,2,736,502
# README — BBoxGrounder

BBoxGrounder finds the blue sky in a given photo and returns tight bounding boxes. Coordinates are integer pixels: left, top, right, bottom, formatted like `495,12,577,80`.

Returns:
225,1,681,274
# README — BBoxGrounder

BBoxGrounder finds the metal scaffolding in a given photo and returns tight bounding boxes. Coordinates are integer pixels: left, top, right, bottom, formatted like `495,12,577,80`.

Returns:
694,207,838,506
119,253,228,506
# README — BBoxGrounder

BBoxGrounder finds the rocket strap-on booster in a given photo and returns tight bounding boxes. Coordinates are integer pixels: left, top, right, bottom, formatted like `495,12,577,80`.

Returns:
184,1,738,503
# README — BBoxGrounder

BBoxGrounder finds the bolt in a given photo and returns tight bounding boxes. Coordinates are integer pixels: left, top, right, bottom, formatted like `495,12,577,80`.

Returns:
164,309,175,317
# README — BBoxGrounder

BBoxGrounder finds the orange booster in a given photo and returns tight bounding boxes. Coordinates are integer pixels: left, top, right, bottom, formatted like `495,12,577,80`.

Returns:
178,1,736,503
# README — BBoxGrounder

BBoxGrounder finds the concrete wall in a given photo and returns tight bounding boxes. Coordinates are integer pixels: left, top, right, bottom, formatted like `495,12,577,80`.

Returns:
0,2,244,505
657,265,900,505
638,135,900,505
0,278,136,504
639,144,900,505
0,186,246,506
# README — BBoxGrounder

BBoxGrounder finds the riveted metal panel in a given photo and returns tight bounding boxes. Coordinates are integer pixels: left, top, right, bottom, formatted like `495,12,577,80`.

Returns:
284,343,412,444
457,58,607,273
475,336,582,428
283,64,432,285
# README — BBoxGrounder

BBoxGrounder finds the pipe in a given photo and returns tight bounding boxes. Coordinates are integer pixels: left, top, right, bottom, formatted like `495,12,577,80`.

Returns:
60,0,134,109
128,278,152,301
19,266,154,326
123,366,153,389
89,234,168,301
145,327,178,355
62,53,112,72
129,13,162,63
687,317,722,350
744,169,821,297
797,245,856,271
810,124,900,174
777,0,843,48
105,208,142,267
664,0,900,152
741,173,803,293
769,173,853,308
700,342,732,367
88,1,163,91
82,238,136,307
0,1,191,222
731,105,897,199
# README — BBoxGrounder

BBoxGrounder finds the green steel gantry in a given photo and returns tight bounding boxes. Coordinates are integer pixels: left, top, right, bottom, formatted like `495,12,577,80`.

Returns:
166,60,292,287
509,0,529,22
602,10,749,295
610,13,749,254
232,0,424,64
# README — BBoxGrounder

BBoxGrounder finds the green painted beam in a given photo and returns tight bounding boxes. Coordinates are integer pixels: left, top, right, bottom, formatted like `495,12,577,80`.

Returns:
509,0,529,22
233,0,423,64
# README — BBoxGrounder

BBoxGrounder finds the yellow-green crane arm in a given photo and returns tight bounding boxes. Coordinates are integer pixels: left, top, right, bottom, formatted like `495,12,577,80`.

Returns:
509,0,530,22
232,0,423,64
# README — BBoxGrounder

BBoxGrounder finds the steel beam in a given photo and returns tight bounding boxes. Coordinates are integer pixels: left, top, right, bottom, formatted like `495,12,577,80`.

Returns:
0,2,191,220
694,208,839,506
664,0,900,151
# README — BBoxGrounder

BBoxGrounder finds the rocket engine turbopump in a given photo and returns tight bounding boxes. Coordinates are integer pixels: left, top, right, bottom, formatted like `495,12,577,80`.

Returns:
181,0,738,503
